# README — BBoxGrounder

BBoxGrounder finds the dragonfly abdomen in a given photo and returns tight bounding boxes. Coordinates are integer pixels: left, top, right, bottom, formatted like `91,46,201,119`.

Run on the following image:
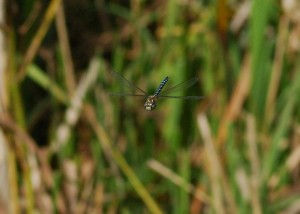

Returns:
154,77,169,96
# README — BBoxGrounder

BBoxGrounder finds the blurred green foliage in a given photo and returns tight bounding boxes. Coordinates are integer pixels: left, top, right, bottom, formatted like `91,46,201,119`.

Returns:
3,0,300,213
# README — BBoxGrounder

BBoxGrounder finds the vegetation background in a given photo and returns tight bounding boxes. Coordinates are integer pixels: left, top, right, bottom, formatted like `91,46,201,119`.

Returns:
0,0,300,213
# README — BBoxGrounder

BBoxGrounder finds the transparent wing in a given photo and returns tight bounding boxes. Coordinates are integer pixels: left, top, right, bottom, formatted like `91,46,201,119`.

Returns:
157,95,204,99
160,78,199,95
108,92,147,98
110,70,147,95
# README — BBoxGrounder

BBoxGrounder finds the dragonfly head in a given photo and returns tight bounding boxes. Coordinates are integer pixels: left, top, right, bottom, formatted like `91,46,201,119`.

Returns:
144,95,157,111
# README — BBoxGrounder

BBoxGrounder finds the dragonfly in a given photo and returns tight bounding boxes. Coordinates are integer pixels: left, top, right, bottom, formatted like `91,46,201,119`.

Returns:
109,70,204,111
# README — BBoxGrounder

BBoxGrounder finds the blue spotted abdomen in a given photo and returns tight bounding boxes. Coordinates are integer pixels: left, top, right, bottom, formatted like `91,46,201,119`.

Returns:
154,77,169,96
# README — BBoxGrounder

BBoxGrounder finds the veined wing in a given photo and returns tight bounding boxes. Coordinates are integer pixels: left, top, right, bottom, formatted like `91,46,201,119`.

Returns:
160,78,198,95
110,70,147,94
108,92,147,98
157,95,204,99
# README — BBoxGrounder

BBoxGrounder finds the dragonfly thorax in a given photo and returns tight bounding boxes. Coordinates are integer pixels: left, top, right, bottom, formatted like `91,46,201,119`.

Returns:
144,95,158,111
